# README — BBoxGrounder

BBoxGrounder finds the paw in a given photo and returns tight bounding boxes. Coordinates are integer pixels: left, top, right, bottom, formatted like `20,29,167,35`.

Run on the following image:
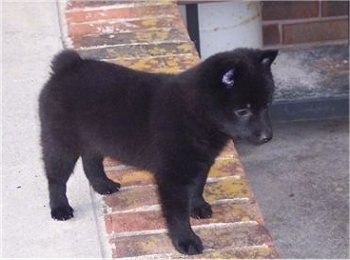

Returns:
191,201,212,219
173,233,203,255
51,205,74,221
93,179,120,195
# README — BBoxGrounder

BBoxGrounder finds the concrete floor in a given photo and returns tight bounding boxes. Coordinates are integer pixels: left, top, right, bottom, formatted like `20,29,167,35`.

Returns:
236,119,349,259
2,2,107,257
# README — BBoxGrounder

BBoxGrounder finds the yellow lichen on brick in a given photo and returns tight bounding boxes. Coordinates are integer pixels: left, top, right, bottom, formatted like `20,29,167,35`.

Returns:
141,17,157,27
176,43,194,52
166,56,178,67
135,31,153,43
148,46,167,56
204,178,253,203
118,170,154,185
155,30,169,40
134,30,170,43
241,216,253,222
159,0,173,4
107,169,154,186
208,158,244,179
128,58,154,71
162,58,180,73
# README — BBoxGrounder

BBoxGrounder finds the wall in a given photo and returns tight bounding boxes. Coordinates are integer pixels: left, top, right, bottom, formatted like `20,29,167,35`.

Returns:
262,1,349,48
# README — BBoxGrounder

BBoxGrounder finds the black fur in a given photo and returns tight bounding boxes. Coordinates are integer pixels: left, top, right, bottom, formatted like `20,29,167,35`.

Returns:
39,48,278,254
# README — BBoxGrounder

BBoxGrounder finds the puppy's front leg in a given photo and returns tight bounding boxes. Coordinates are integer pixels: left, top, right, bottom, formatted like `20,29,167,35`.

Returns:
156,174,203,255
191,163,213,219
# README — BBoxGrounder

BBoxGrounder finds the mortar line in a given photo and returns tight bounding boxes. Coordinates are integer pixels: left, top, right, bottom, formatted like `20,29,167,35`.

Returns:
76,40,191,50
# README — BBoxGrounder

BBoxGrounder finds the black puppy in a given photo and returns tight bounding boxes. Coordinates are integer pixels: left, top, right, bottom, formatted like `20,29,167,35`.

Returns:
39,48,278,255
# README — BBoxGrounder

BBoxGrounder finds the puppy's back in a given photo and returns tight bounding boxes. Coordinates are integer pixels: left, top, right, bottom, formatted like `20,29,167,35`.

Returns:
40,50,170,168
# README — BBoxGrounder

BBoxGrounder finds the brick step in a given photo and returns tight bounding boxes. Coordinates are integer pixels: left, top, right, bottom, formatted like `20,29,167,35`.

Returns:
73,28,190,48
104,157,244,187
105,54,200,73
103,141,236,168
66,3,176,24
66,1,127,10
66,1,175,11
104,203,262,234
78,41,197,60
110,223,276,258
68,14,183,38
104,179,254,214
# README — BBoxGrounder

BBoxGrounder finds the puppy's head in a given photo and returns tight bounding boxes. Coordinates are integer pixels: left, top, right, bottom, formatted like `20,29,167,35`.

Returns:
200,48,278,145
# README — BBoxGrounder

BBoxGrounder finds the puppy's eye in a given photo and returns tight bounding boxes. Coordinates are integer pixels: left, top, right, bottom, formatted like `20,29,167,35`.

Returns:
234,108,252,118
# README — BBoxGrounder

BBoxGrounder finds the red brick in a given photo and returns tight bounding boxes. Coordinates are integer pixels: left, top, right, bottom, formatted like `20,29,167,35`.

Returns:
111,232,173,257
104,185,158,212
104,203,261,234
209,158,245,179
68,15,184,37
78,42,197,60
195,224,274,252
107,54,199,73
106,167,155,187
66,1,120,10
110,224,275,258
283,19,349,44
321,1,349,17
191,203,263,226
263,24,280,46
104,210,165,234
103,142,235,168
262,1,319,21
72,28,190,48
104,152,242,192
204,178,254,204
66,5,174,23
104,176,254,214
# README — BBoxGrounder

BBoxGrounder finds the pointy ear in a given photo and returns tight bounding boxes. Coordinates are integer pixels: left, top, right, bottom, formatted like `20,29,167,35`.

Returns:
260,49,278,66
222,69,235,88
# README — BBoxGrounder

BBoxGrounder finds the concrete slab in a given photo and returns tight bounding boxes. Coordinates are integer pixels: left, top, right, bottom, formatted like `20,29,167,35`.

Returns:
236,119,349,258
273,45,349,101
2,2,107,257
270,45,349,121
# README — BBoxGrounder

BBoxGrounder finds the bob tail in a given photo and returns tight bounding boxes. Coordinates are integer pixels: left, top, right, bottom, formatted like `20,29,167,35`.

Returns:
51,49,82,74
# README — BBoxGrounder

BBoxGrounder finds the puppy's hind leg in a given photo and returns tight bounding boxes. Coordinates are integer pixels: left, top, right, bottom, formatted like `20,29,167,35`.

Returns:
43,143,78,221
81,153,120,195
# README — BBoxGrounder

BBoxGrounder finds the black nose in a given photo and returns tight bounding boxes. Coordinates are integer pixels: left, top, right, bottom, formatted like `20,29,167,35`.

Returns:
258,133,272,144
260,136,272,143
